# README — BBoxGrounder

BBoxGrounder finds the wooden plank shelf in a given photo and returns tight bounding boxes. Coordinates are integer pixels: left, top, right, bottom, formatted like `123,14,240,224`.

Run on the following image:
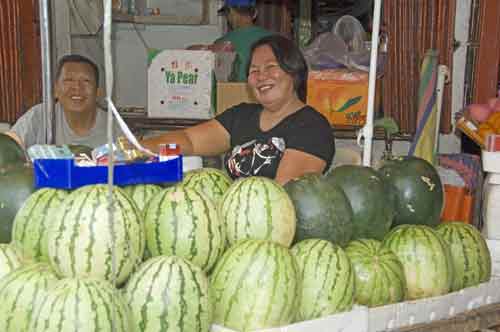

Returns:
393,302,500,332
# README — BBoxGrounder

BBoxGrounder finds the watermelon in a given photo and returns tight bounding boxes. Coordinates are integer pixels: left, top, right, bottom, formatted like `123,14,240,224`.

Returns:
436,222,491,291
326,165,395,240
124,255,210,332
11,188,68,262
345,239,406,307
0,166,35,243
144,185,225,272
284,173,353,245
383,225,453,300
122,183,162,211
0,133,26,168
182,167,232,204
0,244,23,279
291,239,354,320
378,156,443,227
48,184,145,285
0,263,59,332
219,177,296,247
30,278,131,331
210,239,299,331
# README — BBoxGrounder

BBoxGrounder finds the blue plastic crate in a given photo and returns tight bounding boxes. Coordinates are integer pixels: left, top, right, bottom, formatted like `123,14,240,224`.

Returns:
33,157,183,189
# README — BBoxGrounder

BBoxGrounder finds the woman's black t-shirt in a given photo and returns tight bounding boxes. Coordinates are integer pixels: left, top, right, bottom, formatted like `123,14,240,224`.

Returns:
215,103,335,180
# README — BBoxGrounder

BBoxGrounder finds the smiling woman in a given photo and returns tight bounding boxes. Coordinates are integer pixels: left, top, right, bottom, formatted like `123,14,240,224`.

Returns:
141,35,335,185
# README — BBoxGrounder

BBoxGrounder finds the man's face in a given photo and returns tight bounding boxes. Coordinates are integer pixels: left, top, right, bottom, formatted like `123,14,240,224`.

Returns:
54,62,98,114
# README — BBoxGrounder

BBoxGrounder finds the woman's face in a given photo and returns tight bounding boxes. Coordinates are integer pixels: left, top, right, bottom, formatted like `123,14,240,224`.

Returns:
247,45,296,111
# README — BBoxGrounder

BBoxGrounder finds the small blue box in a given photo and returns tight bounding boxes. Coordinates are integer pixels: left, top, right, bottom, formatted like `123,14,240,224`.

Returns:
33,157,183,189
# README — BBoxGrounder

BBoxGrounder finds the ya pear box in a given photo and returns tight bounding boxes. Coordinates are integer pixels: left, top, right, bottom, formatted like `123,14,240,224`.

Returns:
148,49,215,119
307,69,381,127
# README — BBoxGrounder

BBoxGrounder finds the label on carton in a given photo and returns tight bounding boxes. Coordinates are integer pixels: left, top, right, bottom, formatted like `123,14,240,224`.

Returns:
148,50,214,119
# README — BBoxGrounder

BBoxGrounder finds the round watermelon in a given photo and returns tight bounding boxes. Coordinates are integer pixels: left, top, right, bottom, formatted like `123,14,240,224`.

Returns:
30,277,130,331
0,244,23,280
122,183,162,211
345,239,406,307
48,184,144,285
182,167,232,204
284,173,353,246
219,176,296,247
436,222,491,291
0,133,26,168
124,255,210,332
379,156,443,227
0,166,35,243
12,188,68,262
144,185,225,272
0,263,59,332
291,239,354,320
383,224,453,300
326,165,395,240
210,239,299,331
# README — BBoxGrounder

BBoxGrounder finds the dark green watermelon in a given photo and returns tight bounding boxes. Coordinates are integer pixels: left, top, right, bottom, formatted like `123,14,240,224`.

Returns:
378,156,443,227
0,133,26,168
326,165,395,240
284,173,353,246
0,166,35,243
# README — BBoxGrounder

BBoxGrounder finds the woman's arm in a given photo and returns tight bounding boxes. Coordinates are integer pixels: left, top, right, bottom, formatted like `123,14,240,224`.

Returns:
274,149,327,185
140,119,231,156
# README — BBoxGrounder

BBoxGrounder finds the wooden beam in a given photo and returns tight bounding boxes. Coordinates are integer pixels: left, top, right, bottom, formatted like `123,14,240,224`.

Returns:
473,1,500,103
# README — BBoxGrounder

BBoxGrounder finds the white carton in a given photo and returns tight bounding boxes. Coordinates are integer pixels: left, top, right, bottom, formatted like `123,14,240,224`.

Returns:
210,306,368,332
148,50,214,119
482,150,500,173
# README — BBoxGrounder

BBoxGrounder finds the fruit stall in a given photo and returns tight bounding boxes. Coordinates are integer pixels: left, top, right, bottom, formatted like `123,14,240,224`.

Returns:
2,1,500,332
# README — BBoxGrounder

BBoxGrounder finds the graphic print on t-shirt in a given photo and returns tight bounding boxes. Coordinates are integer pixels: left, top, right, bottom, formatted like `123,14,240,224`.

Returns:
226,136,285,178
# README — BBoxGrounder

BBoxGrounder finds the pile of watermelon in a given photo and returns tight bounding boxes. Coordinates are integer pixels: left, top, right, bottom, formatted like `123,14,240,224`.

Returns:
0,147,493,331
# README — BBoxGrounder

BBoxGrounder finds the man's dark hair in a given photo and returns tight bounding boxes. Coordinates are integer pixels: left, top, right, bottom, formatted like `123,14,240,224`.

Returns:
248,35,308,102
55,54,99,87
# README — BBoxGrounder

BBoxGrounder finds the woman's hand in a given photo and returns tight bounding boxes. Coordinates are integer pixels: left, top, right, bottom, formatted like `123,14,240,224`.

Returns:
139,119,230,157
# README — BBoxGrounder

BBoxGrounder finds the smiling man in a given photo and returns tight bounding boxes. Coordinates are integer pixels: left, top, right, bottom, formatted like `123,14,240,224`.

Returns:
8,54,121,149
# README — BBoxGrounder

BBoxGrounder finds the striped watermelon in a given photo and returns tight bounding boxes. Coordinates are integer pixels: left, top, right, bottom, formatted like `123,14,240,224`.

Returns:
0,262,58,332
122,183,162,211
30,278,130,331
436,222,491,291
182,167,232,204
11,188,68,262
210,239,299,331
219,177,296,247
48,184,145,285
383,225,453,300
345,239,406,307
0,244,23,279
291,239,354,320
144,186,225,272
124,255,210,332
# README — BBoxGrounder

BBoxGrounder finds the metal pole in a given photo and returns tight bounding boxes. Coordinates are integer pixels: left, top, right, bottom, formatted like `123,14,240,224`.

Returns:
359,0,383,167
39,0,54,144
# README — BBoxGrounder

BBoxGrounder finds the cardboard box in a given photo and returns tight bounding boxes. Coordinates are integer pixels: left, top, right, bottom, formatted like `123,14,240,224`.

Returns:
148,49,215,119
307,69,381,127
216,82,257,115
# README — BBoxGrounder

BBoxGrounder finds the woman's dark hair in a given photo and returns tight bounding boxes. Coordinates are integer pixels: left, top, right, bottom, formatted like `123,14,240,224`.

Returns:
55,54,99,88
247,35,308,102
